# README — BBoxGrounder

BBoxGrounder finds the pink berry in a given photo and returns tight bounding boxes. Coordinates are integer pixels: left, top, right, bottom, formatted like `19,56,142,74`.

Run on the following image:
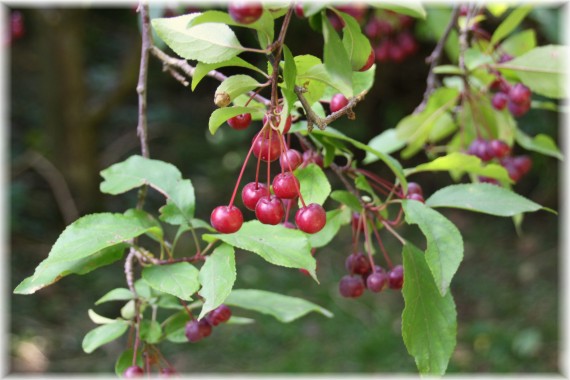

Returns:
406,193,424,203
508,99,531,117
388,43,405,63
273,172,300,199
339,275,365,298
358,49,375,72
123,366,144,378
388,265,404,290
375,40,391,62
509,83,532,104
398,32,418,56
159,368,176,377
227,113,252,130
295,203,326,234
228,2,263,24
210,205,243,234
241,182,270,211
406,182,423,196
279,149,303,171
255,195,285,225
366,270,388,292
492,92,509,110
512,155,532,174
345,252,371,275
185,319,212,342
479,176,500,185
489,139,510,158
330,93,349,113
294,3,304,18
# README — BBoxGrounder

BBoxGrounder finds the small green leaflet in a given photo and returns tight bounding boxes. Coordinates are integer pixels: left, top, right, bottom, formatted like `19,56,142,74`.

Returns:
490,6,533,46
95,288,133,305
364,129,406,163
198,244,236,319
294,163,331,207
152,14,245,64
402,243,457,375
497,45,567,99
308,208,351,248
224,289,333,322
100,155,195,225
88,309,118,325
142,262,200,301
403,200,463,296
209,106,265,135
322,13,353,97
330,190,362,212
203,221,317,281
340,12,372,71
295,55,326,105
82,321,130,354
425,183,545,217
215,74,261,106
514,129,563,161
192,56,266,91
501,29,536,57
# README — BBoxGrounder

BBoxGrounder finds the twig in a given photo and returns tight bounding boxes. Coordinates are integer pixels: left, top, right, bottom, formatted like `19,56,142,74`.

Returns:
414,6,461,114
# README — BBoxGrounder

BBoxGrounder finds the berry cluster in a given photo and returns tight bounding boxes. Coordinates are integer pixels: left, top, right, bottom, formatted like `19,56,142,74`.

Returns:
185,304,232,343
467,138,532,183
490,78,532,117
365,11,418,63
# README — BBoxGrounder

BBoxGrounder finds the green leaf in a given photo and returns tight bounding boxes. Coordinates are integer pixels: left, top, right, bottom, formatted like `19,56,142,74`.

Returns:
515,129,563,161
198,244,236,319
464,48,494,71
373,2,427,19
406,152,513,183
487,4,509,17
192,56,266,91
403,200,463,296
433,65,464,75
497,45,568,98
14,244,126,295
351,65,376,94
425,183,544,217
208,106,264,135
308,208,351,248
123,208,164,242
501,29,536,57
340,12,372,71
224,289,333,322
364,129,406,163
100,155,195,225
490,6,533,46
299,64,350,99
215,74,261,107
322,14,353,97
330,190,362,212
227,316,255,325
294,163,331,207
295,55,326,105
140,320,162,344
88,309,118,325
301,3,326,17
142,262,200,301
115,349,143,377
203,221,317,280
402,243,457,375
120,300,136,320
82,321,130,354
164,311,191,343
95,288,133,305
282,45,297,93
152,14,244,64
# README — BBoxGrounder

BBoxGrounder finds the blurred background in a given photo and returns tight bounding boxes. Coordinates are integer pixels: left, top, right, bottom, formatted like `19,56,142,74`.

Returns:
8,3,562,375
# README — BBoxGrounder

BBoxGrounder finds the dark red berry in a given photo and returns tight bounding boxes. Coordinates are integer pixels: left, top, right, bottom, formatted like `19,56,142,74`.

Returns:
508,99,531,117
398,15,414,29
358,49,375,72
255,195,285,225
252,132,283,162
513,155,532,174
339,275,365,298
479,176,500,185
280,149,303,171
375,40,391,62
366,270,388,292
406,182,423,196
388,43,405,63
295,203,326,234
330,93,349,113
467,138,493,161
406,193,424,203
489,139,510,158
241,182,270,211
185,319,212,342
228,2,263,24
302,150,324,168
273,172,300,199
509,83,532,104
227,113,252,130
398,32,418,56
492,92,509,110
345,252,371,275
388,265,404,290
294,3,304,18
10,11,25,40
210,205,243,234
207,304,232,326
123,366,144,378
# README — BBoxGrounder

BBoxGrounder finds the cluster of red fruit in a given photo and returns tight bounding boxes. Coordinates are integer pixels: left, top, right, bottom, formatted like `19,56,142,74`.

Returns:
490,78,532,118
467,138,532,183
340,250,404,298
365,11,418,63
123,365,175,378
185,305,232,343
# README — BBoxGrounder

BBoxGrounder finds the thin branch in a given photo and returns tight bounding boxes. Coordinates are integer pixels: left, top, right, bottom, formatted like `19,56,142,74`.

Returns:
414,5,461,114
136,3,152,160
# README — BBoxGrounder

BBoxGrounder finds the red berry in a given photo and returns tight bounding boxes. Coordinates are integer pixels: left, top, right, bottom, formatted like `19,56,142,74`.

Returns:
406,182,423,196
406,193,424,203
489,139,510,158
479,176,500,185
388,265,404,290
398,32,418,56
227,113,252,130
241,182,270,211
228,2,263,24
509,83,532,104
375,40,391,62
345,252,371,275
339,275,365,298
252,132,283,162
366,270,388,292
255,195,285,225
185,319,212,342
398,15,414,29
294,3,304,18
210,205,243,234
10,11,25,40
358,49,375,72
508,99,531,117
280,149,303,171
295,203,326,234
273,172,300,199
513,155,532,174
330,93,349,113
302,150,324,168
207,304,232,326
492,92,509,110
467,138,493,161
388,43,405,63
123,366,144,378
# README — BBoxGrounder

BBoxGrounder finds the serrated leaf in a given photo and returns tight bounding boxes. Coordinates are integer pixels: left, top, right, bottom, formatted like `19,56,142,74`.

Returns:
100,155,195,225
192,56,266,91
501,29,536,57
115,349,143,377
203,221,317,280
425,183,544,216
340,12,372,71
498,45,567,98
152,14,244,64
322,14,353,97
294,163,331,207
82,321,130,354
142,262,200,301
364,129,406,163
95,288,133,305
123,208,164,242
208,106,264,135
515,129,563,161
224,289,333,322
308,208,351,248
490,6,533,46
402,243,457,375
299,64,349,99
403,200,463,296
330,190,362,212
198,244,236,319
215,74,261,107
140,320,162,344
